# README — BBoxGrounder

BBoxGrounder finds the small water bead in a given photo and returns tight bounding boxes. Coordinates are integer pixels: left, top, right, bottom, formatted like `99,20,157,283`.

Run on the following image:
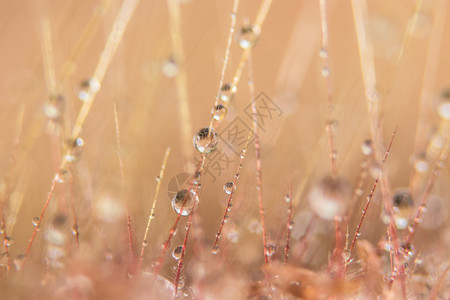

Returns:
172,246,183,260
285,194,291,203
321,66,330,77
236,25,261,49
223,182,236,195
308,176,349,220
265,244,275,257
212,104,227,121
319,48,328,58
361,139,374,156
55,168,71,183
227,230,240,243
71,224,79,236
342,250,351,261
142,240,148,247
369,161,382,179
43,94,65,120
287,221,294,230
4,236,14,247
32,216,40,227
65,138,84,163
392,188,414,230
13,254,25,271
172,189,199,216
400,242,415,260
162,58,178,78
193,127,218,153
211,245,220,255
78,78,100,102
438,102,450,121
219,83,236,102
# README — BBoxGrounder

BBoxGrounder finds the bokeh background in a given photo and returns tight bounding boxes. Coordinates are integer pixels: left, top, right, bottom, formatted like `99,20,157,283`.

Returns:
0,0,449,297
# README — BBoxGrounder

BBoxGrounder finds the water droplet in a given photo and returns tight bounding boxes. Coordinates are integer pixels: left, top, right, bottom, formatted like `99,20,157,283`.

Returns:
155,175,161,182
285,194,291,203
32,217,40,227
219,83,235,102
392,188,413,230
4,236,14,247
223,182,235,195
55,168,71,183
369,161,382,178
211,245,220,254
212,104,227,121
78,78,100,102
43,94,65,120
227,230,240,243
13,254,25,271
308,176,349,220
172,189,199,216
361,139,373,156
71,224,79,236
265,244,275,257
400,242,415,260
65,138,84,163
193,127,218,153
414,157,428,173
321,66,330,77
162,57,178,78
342,250,351,261
172,246,183,260
288,221,294,230
142,240,148,247
236,25,260,49
319,48,328,58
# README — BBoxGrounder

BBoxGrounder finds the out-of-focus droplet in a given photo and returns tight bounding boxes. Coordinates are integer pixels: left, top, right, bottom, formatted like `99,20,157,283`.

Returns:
211,245,220,255
361,139,373,156
162,58,178,78
43,94,65,120
71,224,79,236
308,176,349,220
392,188,414,230
55,168,71,183
265,244,275,257
193,127,218,153
65,138,84,163
4,237,14,247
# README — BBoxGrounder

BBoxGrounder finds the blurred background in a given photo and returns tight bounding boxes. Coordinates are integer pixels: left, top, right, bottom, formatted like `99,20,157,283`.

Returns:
0,0,449,297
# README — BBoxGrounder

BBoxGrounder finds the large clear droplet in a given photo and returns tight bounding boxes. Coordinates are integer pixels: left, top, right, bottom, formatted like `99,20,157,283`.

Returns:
236,25,260,49
193,127,218,153
172,189,199,216
308,176,349,220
